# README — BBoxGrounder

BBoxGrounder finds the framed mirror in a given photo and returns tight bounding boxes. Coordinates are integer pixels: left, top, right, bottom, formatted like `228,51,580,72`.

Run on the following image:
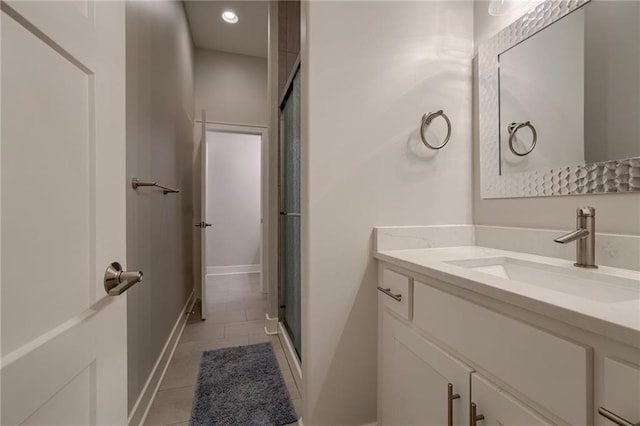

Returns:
478,0,640,198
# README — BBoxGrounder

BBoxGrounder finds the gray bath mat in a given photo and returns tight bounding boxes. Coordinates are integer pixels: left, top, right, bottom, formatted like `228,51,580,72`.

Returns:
190,342,298,426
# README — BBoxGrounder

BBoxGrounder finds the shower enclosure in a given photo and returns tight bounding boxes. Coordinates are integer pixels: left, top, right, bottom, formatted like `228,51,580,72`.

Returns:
279,68,301,359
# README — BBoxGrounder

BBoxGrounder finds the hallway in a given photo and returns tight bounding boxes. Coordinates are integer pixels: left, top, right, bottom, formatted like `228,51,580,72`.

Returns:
144,273,301,425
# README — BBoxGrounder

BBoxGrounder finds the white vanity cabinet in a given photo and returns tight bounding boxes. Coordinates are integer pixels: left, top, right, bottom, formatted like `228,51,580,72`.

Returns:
380,311,473,426
377,264,629,426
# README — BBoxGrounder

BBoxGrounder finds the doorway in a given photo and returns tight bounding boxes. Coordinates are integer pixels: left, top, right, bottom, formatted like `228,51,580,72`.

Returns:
199,124,268,320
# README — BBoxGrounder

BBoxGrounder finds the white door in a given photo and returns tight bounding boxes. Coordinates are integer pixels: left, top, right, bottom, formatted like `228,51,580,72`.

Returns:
197,109,208,320
380,314,473,426
471,373,553,426
1,1,128,425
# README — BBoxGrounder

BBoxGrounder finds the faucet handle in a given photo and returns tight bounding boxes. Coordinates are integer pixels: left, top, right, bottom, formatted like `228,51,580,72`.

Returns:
577,206,595,217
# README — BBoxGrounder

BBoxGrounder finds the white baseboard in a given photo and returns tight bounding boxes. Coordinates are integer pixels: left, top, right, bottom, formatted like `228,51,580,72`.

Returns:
278,322,302,393
265,313,278,335
128,290,195,426
206,264,261,276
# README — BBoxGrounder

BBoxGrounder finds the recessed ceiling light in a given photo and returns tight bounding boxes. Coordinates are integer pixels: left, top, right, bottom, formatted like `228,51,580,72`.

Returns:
222,10,238,24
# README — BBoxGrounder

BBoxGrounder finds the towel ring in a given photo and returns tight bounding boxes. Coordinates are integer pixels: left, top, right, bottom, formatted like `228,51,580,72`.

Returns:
420,110,451,150
508,121,537,156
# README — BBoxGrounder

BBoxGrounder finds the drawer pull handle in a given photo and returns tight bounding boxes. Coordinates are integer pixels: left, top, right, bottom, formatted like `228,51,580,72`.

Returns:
470,403,484,426
377,287,402,301
448,383,460,426
599,407,640,426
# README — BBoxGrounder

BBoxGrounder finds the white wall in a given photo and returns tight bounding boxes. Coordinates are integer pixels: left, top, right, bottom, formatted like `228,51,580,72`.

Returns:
125,0,194,413
301,2,473,424
206,131,262,272
473,0,640,236
194,48,268,126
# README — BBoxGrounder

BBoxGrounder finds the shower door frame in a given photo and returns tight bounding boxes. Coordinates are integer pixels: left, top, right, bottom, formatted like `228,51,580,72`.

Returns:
278,59,302,367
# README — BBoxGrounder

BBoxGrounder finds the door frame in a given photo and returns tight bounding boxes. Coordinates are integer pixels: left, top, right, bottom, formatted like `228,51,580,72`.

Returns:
198,121,269,311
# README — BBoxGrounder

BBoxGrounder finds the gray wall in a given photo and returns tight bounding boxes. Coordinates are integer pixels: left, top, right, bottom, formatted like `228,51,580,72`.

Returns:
125,0,194,412
206,131,262,269
194,49,268,126
473,0,640,236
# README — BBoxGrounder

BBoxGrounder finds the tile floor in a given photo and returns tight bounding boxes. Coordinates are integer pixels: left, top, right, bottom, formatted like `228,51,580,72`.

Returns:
144,273,301,426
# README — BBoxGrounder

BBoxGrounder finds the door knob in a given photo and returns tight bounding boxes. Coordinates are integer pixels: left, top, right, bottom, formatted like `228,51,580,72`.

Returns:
195,222,212,228
104,262,143,296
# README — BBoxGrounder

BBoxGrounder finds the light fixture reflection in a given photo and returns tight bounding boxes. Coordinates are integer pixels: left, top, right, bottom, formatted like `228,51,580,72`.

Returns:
488,0,532,16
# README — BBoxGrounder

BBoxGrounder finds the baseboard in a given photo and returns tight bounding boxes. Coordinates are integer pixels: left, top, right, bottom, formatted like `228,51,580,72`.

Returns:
206,264,261,276
265,313,278,335
278,322,302,393
128,290,195,426
297,418,376,425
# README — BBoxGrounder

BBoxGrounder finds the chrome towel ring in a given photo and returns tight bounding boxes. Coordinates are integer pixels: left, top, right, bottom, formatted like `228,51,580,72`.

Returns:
420,110,451,150
508,121,537,156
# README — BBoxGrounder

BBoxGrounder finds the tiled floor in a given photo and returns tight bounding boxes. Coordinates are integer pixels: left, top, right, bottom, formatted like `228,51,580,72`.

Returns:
144,273,301,426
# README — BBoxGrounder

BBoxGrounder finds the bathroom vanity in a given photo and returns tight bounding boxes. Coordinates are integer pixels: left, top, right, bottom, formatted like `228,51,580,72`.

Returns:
375,242,640,426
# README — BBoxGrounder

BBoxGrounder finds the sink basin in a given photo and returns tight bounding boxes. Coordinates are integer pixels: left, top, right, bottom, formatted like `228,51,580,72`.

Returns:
446,257,640,303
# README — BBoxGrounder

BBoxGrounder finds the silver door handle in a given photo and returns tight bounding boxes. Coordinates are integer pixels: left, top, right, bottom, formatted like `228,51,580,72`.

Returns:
599,407,640,426
279,212,301,217
470,403,484,426
377,287,402,301
195,222,212,228
104,262,143,296
448,383,460,426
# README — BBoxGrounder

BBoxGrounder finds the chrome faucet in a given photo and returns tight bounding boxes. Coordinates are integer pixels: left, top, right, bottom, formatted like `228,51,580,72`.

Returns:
554,207,597,268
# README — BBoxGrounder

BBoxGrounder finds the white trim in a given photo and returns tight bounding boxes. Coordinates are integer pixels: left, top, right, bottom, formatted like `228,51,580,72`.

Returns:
264,313,279,335
128,290,195,426
195,119,267,129
201,122,270,312
278,322,302,392
206,264,261,276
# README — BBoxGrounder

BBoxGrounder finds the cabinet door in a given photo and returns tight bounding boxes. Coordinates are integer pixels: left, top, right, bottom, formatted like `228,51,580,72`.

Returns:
599,357,640,426
380,312,473,426
471,373,554,426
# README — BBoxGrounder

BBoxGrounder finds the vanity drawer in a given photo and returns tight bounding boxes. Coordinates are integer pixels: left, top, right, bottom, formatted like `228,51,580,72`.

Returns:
600,357,640,426
379,268,412,321
413,281,591,425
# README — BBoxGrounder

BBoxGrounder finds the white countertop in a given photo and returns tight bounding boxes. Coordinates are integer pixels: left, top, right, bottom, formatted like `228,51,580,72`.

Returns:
375,246,640,348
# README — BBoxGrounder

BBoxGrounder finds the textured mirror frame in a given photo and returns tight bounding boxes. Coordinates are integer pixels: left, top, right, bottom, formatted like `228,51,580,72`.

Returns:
478,0,640,199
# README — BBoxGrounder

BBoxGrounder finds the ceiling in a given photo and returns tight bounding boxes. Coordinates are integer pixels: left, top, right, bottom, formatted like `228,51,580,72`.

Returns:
184,1,268,58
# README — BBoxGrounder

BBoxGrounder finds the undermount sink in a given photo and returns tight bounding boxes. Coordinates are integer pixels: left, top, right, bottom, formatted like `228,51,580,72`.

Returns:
446,257,640,303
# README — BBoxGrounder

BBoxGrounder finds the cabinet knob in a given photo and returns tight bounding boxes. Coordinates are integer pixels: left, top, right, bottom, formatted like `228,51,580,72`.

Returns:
448,383,460,426
598,407,640,426
470,403,485,426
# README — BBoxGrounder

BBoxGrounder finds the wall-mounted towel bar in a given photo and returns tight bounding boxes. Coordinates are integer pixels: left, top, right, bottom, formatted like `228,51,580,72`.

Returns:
420,110,452,150
131,177,180,194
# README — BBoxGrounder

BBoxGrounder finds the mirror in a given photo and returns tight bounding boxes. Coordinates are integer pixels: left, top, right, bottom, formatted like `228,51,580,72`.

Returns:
479,0,640,198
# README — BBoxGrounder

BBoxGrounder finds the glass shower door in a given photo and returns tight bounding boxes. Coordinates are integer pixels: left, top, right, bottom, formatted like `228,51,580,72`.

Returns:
279,69,301,359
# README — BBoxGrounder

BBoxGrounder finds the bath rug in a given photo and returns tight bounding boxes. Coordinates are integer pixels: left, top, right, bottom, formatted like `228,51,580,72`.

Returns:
190,342,298,426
